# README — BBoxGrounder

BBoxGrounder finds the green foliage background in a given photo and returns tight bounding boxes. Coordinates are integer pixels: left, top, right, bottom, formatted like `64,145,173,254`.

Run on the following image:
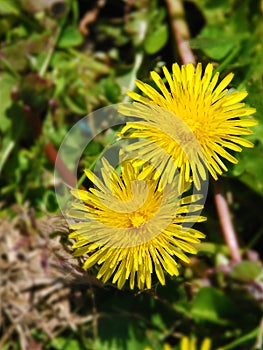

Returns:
0,0,263,349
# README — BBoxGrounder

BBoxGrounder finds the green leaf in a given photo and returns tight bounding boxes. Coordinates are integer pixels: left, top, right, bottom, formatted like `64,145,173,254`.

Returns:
97,23,129,46
42,190,59,212
0,0,20,15
64,94,87,115
191,0,250,60
94,321,151,350
190,26,248,60
191,287,238,324
58,26,84,48
0,32,51,72
99,76,121,104
48,336,83,350
231,145,263,196
230,261,262,282
0,72,18,132
144,24,168,54
219,327,259,350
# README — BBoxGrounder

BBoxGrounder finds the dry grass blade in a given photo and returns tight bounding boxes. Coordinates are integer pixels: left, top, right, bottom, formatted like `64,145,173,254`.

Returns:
0,206,101,350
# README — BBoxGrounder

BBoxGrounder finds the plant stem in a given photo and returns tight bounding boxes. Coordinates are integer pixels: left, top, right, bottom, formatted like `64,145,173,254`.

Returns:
213,180,242,262
39,25,62,77
39,4,69,77
165,0,196,65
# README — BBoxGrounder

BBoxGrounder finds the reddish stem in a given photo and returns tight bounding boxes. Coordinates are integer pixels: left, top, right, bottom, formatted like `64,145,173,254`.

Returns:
45,141,78,188
213,180,242,262
165,0,196,65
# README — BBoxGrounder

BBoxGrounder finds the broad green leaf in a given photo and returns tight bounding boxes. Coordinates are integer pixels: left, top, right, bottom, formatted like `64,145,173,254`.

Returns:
0,72,17,132
191,287,238,324
58,26,84,48
48,336,83,350
230,261,262,282
0,0,20,15
94,321,151,350
191,0,250,60
99,76,121,104
190,26,246,60
231,145,263,196
144,24,168,55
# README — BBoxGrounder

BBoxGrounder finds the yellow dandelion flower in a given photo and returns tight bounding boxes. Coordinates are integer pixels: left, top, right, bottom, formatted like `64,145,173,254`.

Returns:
144,337,211,350
181,337,211,350
68,158,206,290
119,63,257,189
144,344,173,350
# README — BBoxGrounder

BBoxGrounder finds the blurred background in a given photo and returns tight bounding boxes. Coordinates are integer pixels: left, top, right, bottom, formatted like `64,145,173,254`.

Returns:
0,0,263,349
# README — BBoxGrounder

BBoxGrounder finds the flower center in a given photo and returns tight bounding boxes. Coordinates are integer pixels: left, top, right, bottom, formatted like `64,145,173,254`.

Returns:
174,120,201,146
128,211,148,228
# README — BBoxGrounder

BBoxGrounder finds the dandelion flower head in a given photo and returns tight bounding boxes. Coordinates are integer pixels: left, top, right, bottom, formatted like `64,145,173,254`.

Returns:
144,337,212,350
68,158,206,290
119,63,257,189
181,337,212,350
